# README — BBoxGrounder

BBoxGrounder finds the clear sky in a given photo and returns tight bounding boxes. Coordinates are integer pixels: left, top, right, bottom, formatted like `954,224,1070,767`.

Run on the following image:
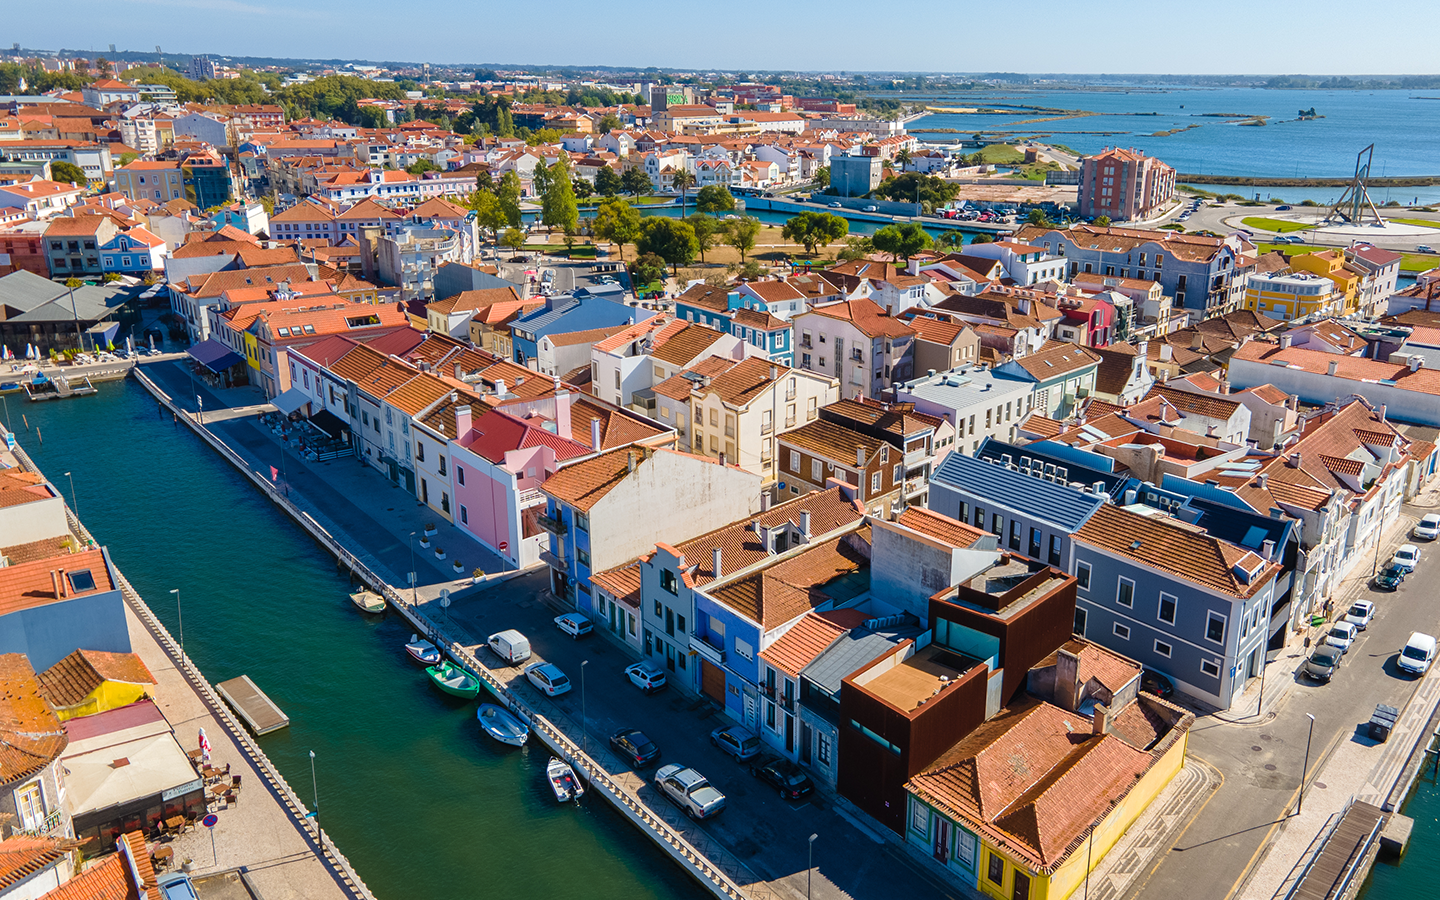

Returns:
14,0,1440,74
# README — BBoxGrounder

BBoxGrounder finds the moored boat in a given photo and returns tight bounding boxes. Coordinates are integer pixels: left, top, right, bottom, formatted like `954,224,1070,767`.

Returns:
426,661,481,699
405,633,441,665
350,589,386,614
546,757,584,802
477,703,529,746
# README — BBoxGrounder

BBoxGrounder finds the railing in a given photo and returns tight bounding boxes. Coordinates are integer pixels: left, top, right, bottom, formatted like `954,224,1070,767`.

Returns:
779,694,795,713
517,487,547,508
18,809,64,837
690,634,726,665
538,549,569,572
536,513,567,535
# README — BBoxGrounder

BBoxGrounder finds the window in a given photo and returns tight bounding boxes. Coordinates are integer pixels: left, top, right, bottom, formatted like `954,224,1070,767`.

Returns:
1155,639,1173,657
992,513,1003,535
1113,622,1131,640
808,398,818,420
1009,519,1021,551
15,781,44,832
812,459,822,482
1206,611,1226,644
1049,535,1062,567
870,472,881,493
456,465,465,486
460,505,468,525
416,442,425,462
818,732,832,766
1075,561,1091,591
660,569,677,595
1074,607,1087,637
1200,659,1221,679
1117,577,1135,608
1159,593,1177,625
575,512,589,533
988,853,1005,886
577,548,591,569
911,800,929,837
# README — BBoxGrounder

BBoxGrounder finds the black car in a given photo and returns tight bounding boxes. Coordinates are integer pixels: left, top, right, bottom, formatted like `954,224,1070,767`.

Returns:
1374,563,1407,591
749,755,813,800
608,728,660,768
1140,669,1175,699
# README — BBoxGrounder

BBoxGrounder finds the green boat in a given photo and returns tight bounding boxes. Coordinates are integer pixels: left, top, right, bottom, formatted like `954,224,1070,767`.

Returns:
426,661,482,699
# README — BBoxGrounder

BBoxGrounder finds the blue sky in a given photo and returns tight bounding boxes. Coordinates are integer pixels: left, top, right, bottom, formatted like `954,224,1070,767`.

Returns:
14,0,1440,73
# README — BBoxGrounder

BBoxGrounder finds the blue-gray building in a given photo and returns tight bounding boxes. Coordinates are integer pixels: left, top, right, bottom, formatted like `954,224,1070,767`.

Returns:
509,291,652,369
673,284,793,364
830,155,882,198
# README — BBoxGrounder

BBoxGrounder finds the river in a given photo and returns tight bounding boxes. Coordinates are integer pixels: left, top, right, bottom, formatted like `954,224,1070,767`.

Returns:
11,381,703,900
1358,762,1440,900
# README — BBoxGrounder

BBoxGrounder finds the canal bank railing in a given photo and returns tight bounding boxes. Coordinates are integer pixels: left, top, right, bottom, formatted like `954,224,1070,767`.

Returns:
132,368,769,900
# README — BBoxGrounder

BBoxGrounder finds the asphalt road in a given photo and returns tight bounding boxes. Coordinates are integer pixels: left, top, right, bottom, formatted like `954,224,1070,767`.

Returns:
1158,198,1440,253
1133,504,1440,900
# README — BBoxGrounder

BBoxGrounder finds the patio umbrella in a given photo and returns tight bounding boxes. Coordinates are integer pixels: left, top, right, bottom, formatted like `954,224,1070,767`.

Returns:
126,335,133,355
198,727,212,765
26,344,35,359
148,334,155,352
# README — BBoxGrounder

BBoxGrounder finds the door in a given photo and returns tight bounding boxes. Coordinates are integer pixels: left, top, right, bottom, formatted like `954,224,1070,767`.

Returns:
800,723,812,764
933,817,950,863
1013,871,1031,900
784,713,794,753
701,660,726,702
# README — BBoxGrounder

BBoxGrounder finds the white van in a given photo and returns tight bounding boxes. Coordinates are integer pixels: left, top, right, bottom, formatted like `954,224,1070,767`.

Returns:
488,630,531,665
1398,632,1437,676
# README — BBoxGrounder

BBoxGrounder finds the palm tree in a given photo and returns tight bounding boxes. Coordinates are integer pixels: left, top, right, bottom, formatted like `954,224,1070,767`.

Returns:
672,168,696,217
894,147,912,172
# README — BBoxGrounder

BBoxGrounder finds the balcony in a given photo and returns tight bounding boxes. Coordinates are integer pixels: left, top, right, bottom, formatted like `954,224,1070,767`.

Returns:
517,487,547,509
18,810,64,837
780,693,796,713
904,447,930,467
905,478,927,497
536,513,567,536
538,549,569,572
689,633,726,666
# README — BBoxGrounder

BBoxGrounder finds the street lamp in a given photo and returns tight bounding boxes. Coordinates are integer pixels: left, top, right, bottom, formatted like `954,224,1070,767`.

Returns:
169,589,184,665
309,750,319,831
808,833,818,900
63,471,78,518
408,532,417,605
1296,713,1316,817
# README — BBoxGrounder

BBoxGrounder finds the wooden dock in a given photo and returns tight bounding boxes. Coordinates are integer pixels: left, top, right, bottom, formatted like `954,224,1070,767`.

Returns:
217,675,291,735
1290,801,1385,900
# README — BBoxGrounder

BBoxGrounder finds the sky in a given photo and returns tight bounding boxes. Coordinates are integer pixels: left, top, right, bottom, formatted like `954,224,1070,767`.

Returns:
12,0,1440,74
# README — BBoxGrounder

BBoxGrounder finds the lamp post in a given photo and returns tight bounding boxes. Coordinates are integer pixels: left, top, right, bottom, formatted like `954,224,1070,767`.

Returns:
808,833,818,900
408,532,417,605
169,589,184,665
309,750,319,831
63,471,78,518
1296,713,1315,817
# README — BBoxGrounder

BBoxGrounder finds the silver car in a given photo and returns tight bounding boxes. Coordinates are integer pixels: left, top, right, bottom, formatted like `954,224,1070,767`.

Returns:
655,764,725,819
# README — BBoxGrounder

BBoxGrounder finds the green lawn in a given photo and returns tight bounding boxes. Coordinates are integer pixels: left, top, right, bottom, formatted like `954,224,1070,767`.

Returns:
1241,216,1317,234
977,144,1026,165
1384,217,1440,229
1258,242,1438,273
520,243,597,258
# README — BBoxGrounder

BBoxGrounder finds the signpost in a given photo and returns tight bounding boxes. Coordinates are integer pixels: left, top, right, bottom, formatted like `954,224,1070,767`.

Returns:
202,813,218,865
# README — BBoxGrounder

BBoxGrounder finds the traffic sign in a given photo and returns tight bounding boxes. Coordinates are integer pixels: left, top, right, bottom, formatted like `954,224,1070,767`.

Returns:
498,541,509,552
202,814,218,828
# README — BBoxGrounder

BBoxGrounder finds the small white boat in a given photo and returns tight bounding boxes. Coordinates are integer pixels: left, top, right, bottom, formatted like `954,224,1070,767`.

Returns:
478,704,529,747
350,589,386,614
547,757,584,802
405,634,441,666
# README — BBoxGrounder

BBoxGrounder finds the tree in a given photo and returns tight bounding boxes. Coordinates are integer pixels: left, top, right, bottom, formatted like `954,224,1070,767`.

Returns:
724,216,762,262
696,184,735,216
500,228,527,252
873,172,959,206
598,114,621,134
50,161,86,186
541,156,578,236
102,272,122,283
592,199,642,262
64,277,83,288
935,230,966,251
465,189,507,242
572,177,593,200
637,217,698,277
872,223,932,263
406,159,440,176
672,168,695,217
497,171,523,228
686,214,718,264
531,158,551,204
731,260,767,280
475,168,494,192
1027,209,1053,227
595,167,623,197
813,166,831,189
621,167,651,198
894,147,912,171
1094,215,1112,227
631,253,667,291
119,152,139,167
96,57,112,76
356,106,387,130
969,233,994,245
837,236,874,262
781,212,848,257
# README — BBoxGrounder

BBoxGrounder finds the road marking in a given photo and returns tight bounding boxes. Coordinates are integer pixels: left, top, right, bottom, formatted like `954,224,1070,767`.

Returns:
1126,756,1224,900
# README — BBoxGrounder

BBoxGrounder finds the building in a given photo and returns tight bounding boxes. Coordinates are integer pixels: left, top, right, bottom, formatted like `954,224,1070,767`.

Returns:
1228,339,1440,427
44,214,121,279
36,649,156,722
892,365,1036,456
0,179,85,219
113,161,185,203
426,286,522,339
906,313,982,374
183,154,232,209
510,292,652,370
0,654,72,840
1078,147,1176,222
188,55,217,80
830,155,882,198
792,298,917,401
992,342,1101,419
776,419,909,518
961,241,1068,286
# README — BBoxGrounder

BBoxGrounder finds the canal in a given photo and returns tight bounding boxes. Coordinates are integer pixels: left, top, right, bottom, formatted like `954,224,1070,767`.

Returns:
12,380,703,900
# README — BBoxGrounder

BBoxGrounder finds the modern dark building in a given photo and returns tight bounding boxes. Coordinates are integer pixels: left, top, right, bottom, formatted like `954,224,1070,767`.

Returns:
183,156,232,210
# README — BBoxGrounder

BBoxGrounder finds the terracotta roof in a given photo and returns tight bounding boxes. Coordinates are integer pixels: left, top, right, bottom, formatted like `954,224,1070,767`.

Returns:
0,536,73,566
546,324,631,348
37,649,155,709
0,548,114,617
0,654,68,784
759,612,851,677
1075,505,1278,599
821,398,942,437
906,314,969,345
568,396,671,450
778,419,880,468
1010,342,1101,381
428,286,521,316
652,356,738,402
704,356,797,408
649,323,729,366
894,507,989,548
676,283,733,314
709,528,871,629
42,215,112,237
1019,411,1064,438
732,306,787,330
0,837,68,891
385,372,454,417
804,297,916,339
590,562,641,607
539,447,643,512
0,470,54,511
1014,223,1233,265
1067,639,1141,694
1147,384,1242,421
1233,341,1440,396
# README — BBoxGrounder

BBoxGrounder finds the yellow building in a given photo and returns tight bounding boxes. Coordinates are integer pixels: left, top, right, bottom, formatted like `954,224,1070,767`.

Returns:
1290,250,1361,312
904,645,1194,900
37,649,156,721
1243,270,1338,321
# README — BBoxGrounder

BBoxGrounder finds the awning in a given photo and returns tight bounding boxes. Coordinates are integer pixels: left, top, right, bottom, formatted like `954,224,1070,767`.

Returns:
271,387,310,416
187,338,244,373
309,409,347,438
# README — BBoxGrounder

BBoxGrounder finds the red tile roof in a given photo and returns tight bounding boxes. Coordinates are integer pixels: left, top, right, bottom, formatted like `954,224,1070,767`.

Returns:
804,297,916,339
894,507,989,548
0,548,114,617
38,649,155,708
0,837,67,892
0,654,68,784
1075,505,1277,599
760,611,851,677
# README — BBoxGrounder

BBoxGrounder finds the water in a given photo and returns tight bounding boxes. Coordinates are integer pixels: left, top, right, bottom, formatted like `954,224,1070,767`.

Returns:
12,382,702,900
908,87,1440,181
1358,765,1440,899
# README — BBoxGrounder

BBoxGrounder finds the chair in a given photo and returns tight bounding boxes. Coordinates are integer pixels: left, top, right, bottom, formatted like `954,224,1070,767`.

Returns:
231,775,242,790
226,789,239,809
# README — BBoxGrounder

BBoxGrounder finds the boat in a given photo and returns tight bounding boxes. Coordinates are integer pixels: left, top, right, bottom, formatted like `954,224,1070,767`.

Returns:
546,757,585,802
426,661,481,699
477,704,529,747
349,589,386,614
404,634,442,666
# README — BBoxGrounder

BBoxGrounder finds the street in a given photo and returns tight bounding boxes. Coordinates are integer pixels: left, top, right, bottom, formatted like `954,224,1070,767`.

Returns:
1134,503,1440,900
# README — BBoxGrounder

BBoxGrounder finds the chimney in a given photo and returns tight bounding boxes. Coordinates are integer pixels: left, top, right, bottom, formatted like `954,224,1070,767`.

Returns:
760,491,771,512
719,452,727,466
857,446,867,467
1257,473,1269,490
1288,394,1299,410
1279,333,1293,349
712,547,723,579
1206,424,1218,438
627,451,636,473
1288,451,1302,468
1326,360,1338,376
50,569,62,600
454,403,472,437
495,377,507,396
800,510,811,537
758,524,773,553
1056,647,1080,712
1092,701,1113,735
1378,403,1387,423
1410,356,1423,372
454,362,463,380
1190,332,1203,351
1160,344,1173,362
57,569,66,598
590,418,602,451
554,389,572,439
770,365,778,380
1262,539,1276,560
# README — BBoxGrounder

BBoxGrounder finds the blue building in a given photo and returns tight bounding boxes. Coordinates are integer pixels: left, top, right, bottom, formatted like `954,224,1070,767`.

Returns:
674,283,794,364
510,291,651,368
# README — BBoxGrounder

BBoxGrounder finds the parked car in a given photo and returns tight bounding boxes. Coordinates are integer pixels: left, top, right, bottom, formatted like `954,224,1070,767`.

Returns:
1277,205,1293,211
624,661,667,693
654,764,726,819
1140,668,1175,699
1304,646,1342,682
1399,632,1438,676
1392,544,1422,571
828,201,842,208
554,612,593,639
158,874,201,900
1418,245,1436,254
709,725,761,761
749,755,813,800
1415,514,1440,541
609,728,661,767
1374,563,1408,591
1344,600,1376,631
1324,621,1358,655
488,629,531,664
525,661,572,697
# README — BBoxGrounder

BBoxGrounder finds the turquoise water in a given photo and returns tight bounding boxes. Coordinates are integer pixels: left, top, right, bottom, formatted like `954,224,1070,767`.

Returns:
12,382,702,900
1358,766,1440,899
